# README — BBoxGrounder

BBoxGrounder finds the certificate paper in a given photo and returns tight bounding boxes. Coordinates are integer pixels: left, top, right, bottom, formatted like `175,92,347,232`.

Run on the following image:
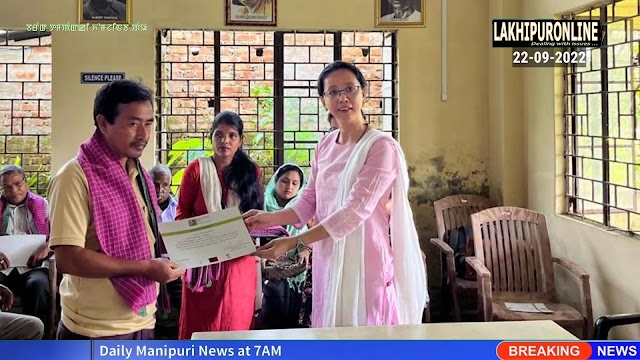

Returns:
0,234,46,267
158,206,255,269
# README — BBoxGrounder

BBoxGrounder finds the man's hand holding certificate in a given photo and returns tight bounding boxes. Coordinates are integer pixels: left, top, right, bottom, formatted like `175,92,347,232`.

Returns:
158,207,255,269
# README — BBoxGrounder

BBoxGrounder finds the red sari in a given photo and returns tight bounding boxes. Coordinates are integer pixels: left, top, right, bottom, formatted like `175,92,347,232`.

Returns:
176,159,259,339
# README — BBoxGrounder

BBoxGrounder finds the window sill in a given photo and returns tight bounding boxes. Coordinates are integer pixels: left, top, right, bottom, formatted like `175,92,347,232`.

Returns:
556,213,640,240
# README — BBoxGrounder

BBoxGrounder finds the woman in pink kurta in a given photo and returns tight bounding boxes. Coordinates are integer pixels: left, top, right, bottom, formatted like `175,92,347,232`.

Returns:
292,129,399,325
244,61,427,327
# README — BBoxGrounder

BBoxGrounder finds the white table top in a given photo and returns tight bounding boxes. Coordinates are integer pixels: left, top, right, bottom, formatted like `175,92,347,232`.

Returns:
192,320,578,340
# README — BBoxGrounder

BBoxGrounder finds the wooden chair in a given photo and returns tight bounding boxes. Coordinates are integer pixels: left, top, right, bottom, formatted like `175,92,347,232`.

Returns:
465,207,593,339
430,194,496,321
8,258,58,339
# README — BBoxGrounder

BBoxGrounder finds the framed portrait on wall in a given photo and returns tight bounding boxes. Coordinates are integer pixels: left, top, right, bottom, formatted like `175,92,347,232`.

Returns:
79,0,131,24
375,0,426,28
226,0,277,27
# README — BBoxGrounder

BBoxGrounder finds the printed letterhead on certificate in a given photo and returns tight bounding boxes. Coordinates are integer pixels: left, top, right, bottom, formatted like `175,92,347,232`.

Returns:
158,206,255,269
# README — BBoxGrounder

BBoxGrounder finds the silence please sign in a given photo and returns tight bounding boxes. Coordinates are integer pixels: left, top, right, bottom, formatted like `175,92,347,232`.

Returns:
81,72,125,84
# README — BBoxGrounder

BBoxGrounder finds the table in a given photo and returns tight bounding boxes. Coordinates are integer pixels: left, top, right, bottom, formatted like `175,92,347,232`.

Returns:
192,320,578,340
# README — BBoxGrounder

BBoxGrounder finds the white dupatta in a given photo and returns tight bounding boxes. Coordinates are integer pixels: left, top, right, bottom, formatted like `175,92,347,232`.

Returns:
321,130,429,327
197,157,262,311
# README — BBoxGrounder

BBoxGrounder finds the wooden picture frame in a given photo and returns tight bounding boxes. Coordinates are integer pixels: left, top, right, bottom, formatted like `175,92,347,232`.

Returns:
225,0,277,27
375,0,426,28
79,0,131,24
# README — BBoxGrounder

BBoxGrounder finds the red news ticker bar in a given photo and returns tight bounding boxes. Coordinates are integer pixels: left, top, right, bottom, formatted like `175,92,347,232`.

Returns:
496,342,592,360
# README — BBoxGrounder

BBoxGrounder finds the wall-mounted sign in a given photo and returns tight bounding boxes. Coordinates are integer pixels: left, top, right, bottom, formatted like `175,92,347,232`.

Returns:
81,72,125,84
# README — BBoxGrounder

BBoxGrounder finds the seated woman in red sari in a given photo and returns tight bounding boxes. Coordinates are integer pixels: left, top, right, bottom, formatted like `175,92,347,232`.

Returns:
176,111,263,339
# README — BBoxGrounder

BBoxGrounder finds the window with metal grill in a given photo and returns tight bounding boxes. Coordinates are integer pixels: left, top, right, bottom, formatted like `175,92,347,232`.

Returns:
563,0,640,233
156,30,397,191
0,30,52,195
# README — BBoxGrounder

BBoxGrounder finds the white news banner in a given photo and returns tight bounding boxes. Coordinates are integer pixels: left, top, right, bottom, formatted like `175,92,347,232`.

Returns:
0,234,46,267
158,206,256,269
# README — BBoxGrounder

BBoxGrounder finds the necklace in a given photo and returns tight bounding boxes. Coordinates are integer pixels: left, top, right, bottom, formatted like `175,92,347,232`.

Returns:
336,123,369,145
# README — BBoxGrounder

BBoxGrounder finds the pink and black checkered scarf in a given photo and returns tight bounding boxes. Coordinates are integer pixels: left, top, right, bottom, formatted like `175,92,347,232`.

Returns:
77,130,164,315
0,192,49,236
